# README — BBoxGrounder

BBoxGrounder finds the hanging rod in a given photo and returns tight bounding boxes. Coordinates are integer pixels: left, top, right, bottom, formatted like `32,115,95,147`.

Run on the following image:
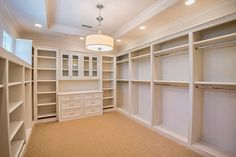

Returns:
195,40,236,49
155,83,188,88
195,85,236,91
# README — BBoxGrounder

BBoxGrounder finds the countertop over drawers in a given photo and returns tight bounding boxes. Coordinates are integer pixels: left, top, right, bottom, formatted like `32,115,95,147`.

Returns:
58,90,103,122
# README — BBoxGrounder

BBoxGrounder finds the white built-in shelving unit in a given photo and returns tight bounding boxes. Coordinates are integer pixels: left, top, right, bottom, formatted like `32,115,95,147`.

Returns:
116,19,236,157
0,47,32,157
102,56,116,110
34,48,58,123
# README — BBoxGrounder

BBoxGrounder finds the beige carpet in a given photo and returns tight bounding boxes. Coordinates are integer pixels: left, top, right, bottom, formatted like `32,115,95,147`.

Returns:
24,112,202,157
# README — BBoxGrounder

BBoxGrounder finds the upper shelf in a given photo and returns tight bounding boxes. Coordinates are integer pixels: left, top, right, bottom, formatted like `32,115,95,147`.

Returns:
153,44,189,57
116,59,129,64
131,53,150,61
154,80,189,87
194,32,236,48
194,81,236,90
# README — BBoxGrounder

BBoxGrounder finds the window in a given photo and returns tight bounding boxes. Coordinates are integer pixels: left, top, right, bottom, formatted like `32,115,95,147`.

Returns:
2,31,14,53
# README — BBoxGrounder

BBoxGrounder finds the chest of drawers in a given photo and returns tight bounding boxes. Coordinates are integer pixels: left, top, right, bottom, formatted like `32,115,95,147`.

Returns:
58,91,103,122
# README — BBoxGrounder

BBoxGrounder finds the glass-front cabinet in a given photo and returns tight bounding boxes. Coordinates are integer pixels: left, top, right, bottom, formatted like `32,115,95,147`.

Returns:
60,52,99,79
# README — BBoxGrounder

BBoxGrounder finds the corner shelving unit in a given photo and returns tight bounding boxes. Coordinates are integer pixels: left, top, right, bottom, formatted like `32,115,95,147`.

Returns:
116,53,130,114
102,56,115,110
191,20,236,157
152,35,190,143
34,48,58,123
130,47,152,125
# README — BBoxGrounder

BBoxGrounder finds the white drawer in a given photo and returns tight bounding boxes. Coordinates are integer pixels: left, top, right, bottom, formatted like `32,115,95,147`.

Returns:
84,93,102,99
61,102,82,109
61,108,82,119
84,105,101,115
84,98,100,107
61,95,82,101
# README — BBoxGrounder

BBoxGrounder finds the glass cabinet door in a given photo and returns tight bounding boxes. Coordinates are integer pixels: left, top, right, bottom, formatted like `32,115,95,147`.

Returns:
72,55,79,77
84,56,90,77
92,57,98,77
62,54,69,77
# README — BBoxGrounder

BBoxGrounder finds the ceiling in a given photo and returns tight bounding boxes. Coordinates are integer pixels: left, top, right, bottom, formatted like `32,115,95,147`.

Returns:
2,0,175,38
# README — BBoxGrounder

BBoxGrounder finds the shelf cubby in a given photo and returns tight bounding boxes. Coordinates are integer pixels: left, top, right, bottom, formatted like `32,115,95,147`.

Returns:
37,70,56,80
37,82,56,93
117,81,129,114
8,61,23,84
37,105,56,119
103,99,114,109
131,83,151,125
117,60,129,80
37,93,56,104
37,57,56,69
116,53,129,64
37,49,57,58
130,47,150,59
9,85,23,111
24,67,31,82
153,85,189,142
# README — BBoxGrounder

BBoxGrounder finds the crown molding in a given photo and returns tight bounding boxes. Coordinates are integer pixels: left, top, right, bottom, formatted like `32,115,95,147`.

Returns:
0,0,23,36
112,0,178,39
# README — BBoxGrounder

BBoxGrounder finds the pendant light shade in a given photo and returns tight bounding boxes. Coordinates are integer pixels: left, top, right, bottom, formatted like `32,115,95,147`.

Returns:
86,34,114,52
85,4,114,52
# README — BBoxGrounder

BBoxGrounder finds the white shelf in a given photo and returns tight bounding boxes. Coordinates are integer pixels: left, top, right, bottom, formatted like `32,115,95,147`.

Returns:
103,79,113,81
131,80,151,84
11,140,24,157
103,97,113,100
37,91,56,94
193,141,233,157
154,125,188,143
37,68,56,71
117,79,129,82
194,32,236,48
194,81,236,86
0,84,4,88
102,70,113,72
103,88,113,90
9,101,23,114
154,80,189,87
37,102,56,107
24,80,31,84
153,44,189,56
8,82,22,87
117,59,129,64
38,56,56,60
10,121,24,141
102,61,113,64
103,105,114,109
131,53,150,60
37,113,56,119
37,80,56,82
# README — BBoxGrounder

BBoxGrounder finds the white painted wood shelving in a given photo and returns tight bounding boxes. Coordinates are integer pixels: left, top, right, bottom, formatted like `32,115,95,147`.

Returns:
116,20,236,157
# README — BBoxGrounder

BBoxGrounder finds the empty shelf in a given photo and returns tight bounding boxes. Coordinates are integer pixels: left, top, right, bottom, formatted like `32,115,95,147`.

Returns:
131,80,151,84
37,80,56,82
9,101,23,114
131,53,150,60
0,84,4,88
38,56,56,60
103,97,114,100
10,121,24,141
117,59,129,64
37,102,56,106
194,81,236,90
103,105,114,109
153,44,189,56
37,91,56,94
117,79,129,82
194,32,236,48
154,80,189,87
11,140,24,157
102,61,113,64
37,113,56,119
37,68,56,71
8,82,22,87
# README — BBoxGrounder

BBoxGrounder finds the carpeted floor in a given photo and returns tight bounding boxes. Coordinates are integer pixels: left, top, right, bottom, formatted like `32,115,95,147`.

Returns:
23,112,202,157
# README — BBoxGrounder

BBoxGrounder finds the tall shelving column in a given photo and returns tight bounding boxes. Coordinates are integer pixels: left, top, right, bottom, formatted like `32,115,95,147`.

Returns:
102,56,115,110
152,35,190,143
34,48,58,123
8,61,26,157
191,20,236,157
130,46,152,125
116,53,129,114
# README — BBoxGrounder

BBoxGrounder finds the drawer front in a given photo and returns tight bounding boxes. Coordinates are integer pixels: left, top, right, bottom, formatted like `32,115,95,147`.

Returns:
61,108,82,119
61,95,82,101
84,105,101,115
61,102,82,109
84,98,100,107
84,93,102,99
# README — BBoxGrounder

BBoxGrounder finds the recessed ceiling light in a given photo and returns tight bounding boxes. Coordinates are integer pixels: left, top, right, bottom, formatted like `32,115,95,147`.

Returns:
185,0,195,6
139,26,146,30
80,37,85,40
116,39,122,42
34,23,42,28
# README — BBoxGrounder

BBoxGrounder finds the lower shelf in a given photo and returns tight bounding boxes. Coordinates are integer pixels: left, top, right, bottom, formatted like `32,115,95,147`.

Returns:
193,141,235,157
37,113,56,119
10,121,24,141
11,140,24,157
154,125,188,143
103,105,114,109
